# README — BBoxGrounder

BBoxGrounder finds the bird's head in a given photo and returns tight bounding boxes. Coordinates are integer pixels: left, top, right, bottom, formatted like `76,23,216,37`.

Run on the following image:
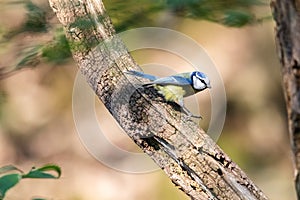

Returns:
191,71,211,91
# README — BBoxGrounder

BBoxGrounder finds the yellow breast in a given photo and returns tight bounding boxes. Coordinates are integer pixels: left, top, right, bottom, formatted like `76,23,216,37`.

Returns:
154,85,186,102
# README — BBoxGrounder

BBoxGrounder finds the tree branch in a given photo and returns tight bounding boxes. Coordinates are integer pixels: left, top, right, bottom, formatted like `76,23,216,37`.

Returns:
271,0,300,198
48,0,268,199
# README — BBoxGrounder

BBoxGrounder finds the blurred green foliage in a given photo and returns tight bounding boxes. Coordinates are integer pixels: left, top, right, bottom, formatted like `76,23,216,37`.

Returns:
24,0,47,32
41,28,71,63
103,0,164,32
104,0,268,30
16,45,43,68
2,1,47,40
0,0,269,77
164,0,264,21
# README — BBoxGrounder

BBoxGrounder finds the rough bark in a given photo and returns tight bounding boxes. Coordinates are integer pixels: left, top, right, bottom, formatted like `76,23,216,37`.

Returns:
48,0,268,199
271,0,300,198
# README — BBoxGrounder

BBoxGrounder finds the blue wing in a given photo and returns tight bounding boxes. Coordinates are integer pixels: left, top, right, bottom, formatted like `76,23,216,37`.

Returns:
125,70,158,81
145,76,192,86
125,70,192,86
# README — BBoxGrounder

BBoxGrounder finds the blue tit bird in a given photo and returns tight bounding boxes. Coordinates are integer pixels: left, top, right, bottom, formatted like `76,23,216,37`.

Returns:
125,70,211,118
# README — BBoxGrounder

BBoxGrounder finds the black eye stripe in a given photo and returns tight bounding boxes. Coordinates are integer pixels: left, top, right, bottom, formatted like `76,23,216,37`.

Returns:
193,75,205,82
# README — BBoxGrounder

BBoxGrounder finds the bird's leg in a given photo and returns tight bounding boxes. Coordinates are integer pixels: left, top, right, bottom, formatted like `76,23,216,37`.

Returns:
182,106,202,119
178,99,202,119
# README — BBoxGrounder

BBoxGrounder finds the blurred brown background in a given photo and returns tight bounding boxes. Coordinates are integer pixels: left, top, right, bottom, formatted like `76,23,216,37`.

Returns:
0,1,295,199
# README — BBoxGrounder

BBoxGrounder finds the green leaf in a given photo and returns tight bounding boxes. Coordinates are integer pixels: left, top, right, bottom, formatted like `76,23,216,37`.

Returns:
0,173,22,200
0,165,23,175
0,164,61,199
22,164,61,179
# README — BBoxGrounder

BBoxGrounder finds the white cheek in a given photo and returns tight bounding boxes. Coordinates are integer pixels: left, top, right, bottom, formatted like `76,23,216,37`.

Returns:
193,78,205,90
